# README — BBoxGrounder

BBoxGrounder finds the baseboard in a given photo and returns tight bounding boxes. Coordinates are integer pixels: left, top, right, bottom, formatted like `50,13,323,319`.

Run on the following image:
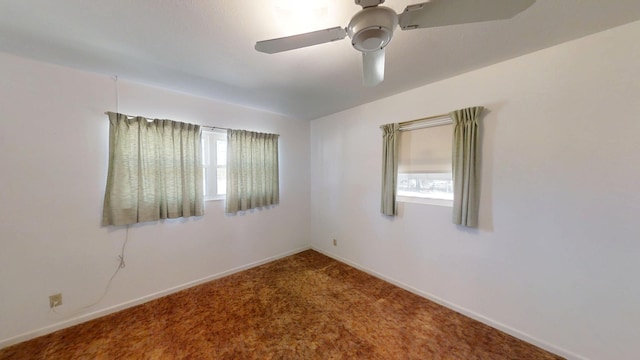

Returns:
0,246,311,350
311,246,587,360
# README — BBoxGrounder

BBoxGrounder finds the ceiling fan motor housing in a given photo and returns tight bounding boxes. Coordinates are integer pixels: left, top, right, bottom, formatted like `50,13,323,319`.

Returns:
347,6,398,52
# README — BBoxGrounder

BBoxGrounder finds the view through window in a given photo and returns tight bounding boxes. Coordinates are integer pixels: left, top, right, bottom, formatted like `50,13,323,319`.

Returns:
397,172,453,200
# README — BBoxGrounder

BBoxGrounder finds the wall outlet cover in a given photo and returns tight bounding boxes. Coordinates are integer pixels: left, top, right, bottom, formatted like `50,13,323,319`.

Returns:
49,293,62,308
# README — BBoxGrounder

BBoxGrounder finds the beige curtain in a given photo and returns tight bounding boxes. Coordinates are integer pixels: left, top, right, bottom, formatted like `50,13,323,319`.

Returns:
102,112,204,226
225,129,279,214
450,106,483,227
381,123,399,216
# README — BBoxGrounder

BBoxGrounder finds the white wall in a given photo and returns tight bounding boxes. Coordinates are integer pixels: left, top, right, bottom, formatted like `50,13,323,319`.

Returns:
0,53,310,346
2,19,639,360
310,21,640,360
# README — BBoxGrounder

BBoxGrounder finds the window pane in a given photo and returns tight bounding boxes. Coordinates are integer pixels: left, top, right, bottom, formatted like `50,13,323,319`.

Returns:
201,135,211,166
397,123,453,202
217,167,227,195
202,131,227,199
216,140,226,166
398,173,453,200
203,168,208,196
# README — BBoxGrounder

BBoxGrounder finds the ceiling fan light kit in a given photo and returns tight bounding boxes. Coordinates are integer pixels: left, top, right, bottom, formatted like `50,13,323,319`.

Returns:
355,0,386,8
347,6,397,52
255,0,536,86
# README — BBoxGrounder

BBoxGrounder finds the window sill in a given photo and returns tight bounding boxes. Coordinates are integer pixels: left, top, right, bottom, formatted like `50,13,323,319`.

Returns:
397,195,453,208
205,196,225,202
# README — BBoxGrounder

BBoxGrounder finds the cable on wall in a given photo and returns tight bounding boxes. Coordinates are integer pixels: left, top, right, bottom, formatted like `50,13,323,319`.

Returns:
52,227,129,317
82,74,128,308
80,225,129,309
51,75,128,317
114,75,119,112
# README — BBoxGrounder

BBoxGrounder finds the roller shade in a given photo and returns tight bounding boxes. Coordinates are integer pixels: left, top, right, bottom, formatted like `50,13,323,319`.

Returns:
398,124,452,174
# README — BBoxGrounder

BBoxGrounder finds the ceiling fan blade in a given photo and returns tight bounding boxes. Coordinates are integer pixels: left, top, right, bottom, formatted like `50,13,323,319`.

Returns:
255,26,347,54
362,49,385,86
398,0,535,30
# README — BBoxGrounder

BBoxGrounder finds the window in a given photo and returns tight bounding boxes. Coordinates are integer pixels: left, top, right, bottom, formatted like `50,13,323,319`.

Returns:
397,121,453,206
202,130,227,200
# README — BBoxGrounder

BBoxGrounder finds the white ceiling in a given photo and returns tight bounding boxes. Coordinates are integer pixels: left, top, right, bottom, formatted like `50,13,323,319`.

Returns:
1,0,639,120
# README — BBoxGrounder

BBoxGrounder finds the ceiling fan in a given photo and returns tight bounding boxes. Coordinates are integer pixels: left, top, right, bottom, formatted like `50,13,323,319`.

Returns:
255,0,536,86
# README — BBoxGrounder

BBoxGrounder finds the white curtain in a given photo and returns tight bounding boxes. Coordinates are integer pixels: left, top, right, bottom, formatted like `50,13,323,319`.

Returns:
102,112,204,226
380,123,399,216
450,106,483,227
225,129,279,214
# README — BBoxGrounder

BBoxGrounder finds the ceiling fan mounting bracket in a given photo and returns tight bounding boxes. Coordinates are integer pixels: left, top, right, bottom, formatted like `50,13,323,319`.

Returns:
347,6,398,52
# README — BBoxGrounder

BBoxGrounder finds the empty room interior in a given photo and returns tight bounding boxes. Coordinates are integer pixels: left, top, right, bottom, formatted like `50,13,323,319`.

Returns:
1,1,639,359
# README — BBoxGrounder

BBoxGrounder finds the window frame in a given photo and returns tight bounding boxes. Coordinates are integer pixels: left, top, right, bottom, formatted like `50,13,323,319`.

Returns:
202,129,227,202
396,118,454,208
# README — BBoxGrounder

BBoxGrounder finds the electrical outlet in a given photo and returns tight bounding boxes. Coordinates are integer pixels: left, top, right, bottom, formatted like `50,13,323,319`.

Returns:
333,239,337,246
49,293,62,308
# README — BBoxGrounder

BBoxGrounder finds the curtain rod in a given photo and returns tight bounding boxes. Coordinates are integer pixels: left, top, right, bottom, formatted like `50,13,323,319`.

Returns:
399,112,450,127
103,111,229,131
379,112,451,131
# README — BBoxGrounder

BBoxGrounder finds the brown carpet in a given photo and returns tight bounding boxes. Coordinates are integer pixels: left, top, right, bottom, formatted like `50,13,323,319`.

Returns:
0,250,563,359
